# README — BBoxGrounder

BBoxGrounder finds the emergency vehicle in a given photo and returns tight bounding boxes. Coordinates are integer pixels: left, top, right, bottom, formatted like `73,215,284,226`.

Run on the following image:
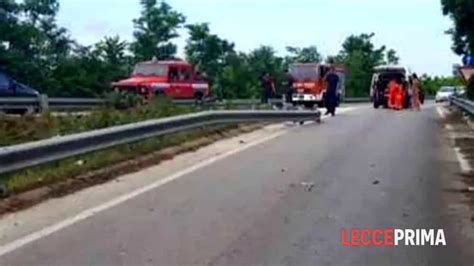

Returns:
290,63,345,108
111,58,209,100
370,65,407,109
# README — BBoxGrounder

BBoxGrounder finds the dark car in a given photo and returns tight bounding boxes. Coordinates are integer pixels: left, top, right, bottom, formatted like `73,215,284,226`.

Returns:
0,72,41,114
0,72,40,97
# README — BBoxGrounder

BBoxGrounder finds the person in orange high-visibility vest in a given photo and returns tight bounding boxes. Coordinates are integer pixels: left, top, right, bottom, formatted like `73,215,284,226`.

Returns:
387,80,398,109
394,83,404,110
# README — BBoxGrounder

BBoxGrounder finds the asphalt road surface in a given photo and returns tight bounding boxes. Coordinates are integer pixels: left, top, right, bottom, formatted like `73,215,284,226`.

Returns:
1,103,474,266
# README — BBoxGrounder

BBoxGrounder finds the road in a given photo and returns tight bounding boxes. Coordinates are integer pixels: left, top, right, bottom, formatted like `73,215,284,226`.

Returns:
0,103,473,265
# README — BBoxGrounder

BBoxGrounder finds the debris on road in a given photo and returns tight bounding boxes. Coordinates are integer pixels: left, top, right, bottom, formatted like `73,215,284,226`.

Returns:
301,182,315,191
281,168,287,173
372,180,380,185
288,182,316,191
239,140,246,144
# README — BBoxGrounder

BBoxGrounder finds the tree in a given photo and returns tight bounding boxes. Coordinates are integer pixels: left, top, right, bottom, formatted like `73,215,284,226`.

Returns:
344,51,367,97
247,46,285,96
441,0,474,56
419,74,462,95
0,0,72,94
0,0,22,74
336,33,387,97
286,46,322,64
184,23,234,83
95,36,128,66
131,0,185,61
326,55,344,64
219,52,254,99
95,36,132,88
386,49,399,65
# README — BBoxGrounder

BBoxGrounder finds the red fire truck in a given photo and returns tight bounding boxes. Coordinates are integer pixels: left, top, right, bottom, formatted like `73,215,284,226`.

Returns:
111,58,209,100
290,63,345,108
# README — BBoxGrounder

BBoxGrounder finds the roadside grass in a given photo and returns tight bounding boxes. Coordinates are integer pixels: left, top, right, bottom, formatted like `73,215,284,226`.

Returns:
0,123,261,198
0,97,196,146
0,97,272,147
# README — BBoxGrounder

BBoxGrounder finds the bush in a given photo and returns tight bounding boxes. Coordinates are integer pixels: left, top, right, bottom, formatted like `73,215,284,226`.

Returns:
104,91,143,109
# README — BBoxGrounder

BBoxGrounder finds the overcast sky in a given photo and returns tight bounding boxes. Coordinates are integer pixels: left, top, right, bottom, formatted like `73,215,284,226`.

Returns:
57,0,459,76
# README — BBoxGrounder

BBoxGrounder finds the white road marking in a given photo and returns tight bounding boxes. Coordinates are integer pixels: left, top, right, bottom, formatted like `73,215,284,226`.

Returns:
0,106,359,257
0,131,287,257
437,106,446,118
454,147,472,173
445,122,472,173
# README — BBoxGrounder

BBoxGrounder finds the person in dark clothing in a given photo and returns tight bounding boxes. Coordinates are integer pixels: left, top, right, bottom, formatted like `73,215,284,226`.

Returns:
282,69,294,104
260,72,275,104
324,67,340,116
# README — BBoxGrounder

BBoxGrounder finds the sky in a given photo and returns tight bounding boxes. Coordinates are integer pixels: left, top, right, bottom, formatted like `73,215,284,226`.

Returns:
57,0,460,76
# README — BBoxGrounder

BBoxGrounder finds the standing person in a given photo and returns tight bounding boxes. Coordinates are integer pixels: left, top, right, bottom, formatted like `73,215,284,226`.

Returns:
394,82,404,110
387,79,398,109
411,73,421,111
406,76,413,108
283,69,294,104
260,72,275,104
324,66,340,116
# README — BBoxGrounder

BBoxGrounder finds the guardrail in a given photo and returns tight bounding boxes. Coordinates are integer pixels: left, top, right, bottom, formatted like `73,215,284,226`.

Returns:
342,97,370,103
0,96,273,112
0,96,370,112
0,110,320,176
451,96,474,115
0,96,103,112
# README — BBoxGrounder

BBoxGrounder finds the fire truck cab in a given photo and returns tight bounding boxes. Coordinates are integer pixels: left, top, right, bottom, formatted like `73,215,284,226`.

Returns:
290,63,345,108
111,58,209,100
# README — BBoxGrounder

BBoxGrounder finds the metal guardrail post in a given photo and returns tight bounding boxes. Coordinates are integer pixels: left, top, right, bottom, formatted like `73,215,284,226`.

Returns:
38,94,49,112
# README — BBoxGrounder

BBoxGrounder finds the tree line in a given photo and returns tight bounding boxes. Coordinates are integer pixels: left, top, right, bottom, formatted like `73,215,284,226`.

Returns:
442,0,474,99
0,0,455,98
